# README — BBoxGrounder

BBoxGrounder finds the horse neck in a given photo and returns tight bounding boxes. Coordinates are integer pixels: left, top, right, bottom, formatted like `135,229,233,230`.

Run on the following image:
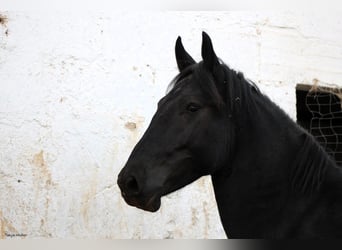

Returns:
211,95,317,237
216,94,302,185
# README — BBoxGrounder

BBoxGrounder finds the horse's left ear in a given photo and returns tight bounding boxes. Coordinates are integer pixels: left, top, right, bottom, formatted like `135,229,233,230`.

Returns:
201,32,219,71
175,36,196,71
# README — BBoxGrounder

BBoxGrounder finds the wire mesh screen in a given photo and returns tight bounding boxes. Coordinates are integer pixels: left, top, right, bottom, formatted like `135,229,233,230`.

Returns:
304,86,342,166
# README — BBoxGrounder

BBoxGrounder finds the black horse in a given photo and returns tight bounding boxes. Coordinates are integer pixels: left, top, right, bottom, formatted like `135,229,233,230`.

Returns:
117,32,342,238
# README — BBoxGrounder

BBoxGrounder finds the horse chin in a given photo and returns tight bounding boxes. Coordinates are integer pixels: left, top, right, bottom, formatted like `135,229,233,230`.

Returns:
123,194,161,213
141,196,161,212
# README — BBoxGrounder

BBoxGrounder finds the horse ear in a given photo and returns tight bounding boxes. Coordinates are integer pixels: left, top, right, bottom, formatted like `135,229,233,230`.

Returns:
201,32,219,71
175,36,196,71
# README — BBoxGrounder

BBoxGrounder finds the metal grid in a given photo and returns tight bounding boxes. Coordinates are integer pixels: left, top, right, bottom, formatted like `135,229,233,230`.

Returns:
305,87,342,166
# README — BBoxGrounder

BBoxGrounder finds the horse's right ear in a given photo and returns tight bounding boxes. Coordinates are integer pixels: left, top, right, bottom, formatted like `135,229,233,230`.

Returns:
175,36,196,71
201,32,219,71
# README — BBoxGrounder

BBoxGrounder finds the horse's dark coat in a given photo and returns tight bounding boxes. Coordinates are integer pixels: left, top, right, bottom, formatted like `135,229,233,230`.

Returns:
117,32,342,238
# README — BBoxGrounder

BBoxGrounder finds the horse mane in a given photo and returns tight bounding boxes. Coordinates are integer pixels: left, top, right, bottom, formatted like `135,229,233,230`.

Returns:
290,132,335,194
219,60,261,117
216,61,335,195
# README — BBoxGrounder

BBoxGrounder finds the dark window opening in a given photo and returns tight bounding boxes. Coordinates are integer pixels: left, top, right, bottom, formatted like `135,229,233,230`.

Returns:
296,84,342,166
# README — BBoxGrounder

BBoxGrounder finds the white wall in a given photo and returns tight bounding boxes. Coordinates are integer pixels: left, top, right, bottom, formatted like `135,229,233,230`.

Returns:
0,11,342,239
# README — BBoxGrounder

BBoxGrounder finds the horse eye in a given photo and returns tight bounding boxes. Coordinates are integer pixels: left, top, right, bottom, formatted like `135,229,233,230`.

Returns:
186,103,201,112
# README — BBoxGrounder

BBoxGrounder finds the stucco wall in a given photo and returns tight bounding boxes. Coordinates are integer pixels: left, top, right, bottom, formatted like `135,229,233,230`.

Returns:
0,11,342,239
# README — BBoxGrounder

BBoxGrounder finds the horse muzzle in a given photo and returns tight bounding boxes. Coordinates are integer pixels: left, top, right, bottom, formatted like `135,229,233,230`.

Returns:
117,171,162,212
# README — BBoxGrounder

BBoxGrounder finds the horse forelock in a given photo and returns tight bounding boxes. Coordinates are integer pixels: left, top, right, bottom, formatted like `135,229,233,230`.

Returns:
166,60,262,115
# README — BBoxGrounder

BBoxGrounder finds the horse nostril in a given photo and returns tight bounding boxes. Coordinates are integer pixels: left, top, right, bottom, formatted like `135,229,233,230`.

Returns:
125,176,140,195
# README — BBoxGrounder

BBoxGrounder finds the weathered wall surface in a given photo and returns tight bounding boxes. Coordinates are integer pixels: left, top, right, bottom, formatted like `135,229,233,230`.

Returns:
0,11,342,238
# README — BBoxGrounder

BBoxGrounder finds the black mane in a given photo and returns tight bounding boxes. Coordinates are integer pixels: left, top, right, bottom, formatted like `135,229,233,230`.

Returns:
291,131,336,194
